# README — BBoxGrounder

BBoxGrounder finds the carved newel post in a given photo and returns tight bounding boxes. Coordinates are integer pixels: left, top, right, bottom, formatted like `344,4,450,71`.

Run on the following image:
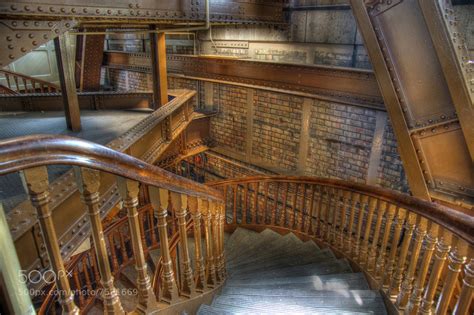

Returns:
22,166,80,315
74,168,124,315
117,177,158,313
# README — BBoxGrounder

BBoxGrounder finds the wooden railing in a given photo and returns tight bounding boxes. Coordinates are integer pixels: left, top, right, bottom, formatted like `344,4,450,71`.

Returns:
0,135,225,314
0,69,60,94
209,176,474,315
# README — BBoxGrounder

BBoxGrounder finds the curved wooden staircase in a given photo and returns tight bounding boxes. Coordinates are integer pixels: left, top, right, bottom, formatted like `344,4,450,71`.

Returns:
0,135,473,315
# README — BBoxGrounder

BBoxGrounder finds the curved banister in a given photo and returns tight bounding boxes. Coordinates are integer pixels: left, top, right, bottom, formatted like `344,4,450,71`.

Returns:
0,134,222,201
209,176,474,245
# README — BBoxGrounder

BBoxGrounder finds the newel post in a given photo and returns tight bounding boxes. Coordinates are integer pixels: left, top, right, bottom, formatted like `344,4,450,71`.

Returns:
117,177,158,313
201,199,217,287
21,167,80,315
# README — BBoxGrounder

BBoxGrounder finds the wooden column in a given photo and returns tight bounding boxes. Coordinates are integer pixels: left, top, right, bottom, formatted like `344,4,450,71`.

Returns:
117,177,158,313
74,168,124,314
54,34,81,131
201,199,217,287
21,167,79,314
150,28,168,108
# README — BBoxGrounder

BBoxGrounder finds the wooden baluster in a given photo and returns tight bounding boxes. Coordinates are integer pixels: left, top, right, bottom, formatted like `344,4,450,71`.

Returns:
218,203,226,279
298,184,307,232
305,185,316,234
72,269,84,307
453,258,474,315
211,201,224,282
330,188,341,245
82,256,93,295
290,183,298,229
13,75,20,91
242,183,249,224
359,197,377,266
21,167,80,315
219,203,226,278
118,230,128,264
407,224,438,314
117,178,158,312
323,186,332,242
262,182,269,225
315,185,324,238
435,244,468,314
148,207,157,246
232,184,237,224
201,199,217,287
396,217,427,309
138,212,148,253
6,74,13,89
108,233,120,273
189,197,206,291
90,251,101,285
375,203,396,281
353,194,367,260
74,168,125,314
383,208,406,289
280,183,289,227
344,192,358,252
252,182,259,224
337,190,350,249
148,187,179,303
367,200,387,272
389,211,417,297
170,192,195,297
271,183,279,226
420,232,452,314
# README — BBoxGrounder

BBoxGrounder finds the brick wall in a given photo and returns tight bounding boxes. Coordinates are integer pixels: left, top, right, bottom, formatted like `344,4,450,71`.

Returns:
210,84,248,153
252,91,303,171
307,101,376,183
105,69,409,192
378,121,409,192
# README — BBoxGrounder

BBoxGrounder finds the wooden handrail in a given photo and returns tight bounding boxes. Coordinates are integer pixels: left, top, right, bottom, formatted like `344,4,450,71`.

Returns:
0,134,222,201
0,69,60,93
209,176,474,245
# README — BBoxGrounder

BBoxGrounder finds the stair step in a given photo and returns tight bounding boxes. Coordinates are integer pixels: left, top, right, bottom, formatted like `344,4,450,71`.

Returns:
226,229,281,264
224,228,259,260
226,233,305,269
213,290,386,313
228,247,334,276
231,258,352,280
197,304,235,315
225,272,369,290
148,248,161,271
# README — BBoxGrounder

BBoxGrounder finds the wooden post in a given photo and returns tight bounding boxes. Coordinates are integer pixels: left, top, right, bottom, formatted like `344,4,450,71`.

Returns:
189,197,206,291
21,167,80,314
150,27,168,108
148,187,178,303
170,192,195,297
117,177,158,313
201,199,217,287
54,34,81,131
74,168,124,314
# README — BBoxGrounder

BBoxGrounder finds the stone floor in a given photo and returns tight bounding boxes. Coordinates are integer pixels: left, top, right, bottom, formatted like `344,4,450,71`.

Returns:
0,110,151,213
